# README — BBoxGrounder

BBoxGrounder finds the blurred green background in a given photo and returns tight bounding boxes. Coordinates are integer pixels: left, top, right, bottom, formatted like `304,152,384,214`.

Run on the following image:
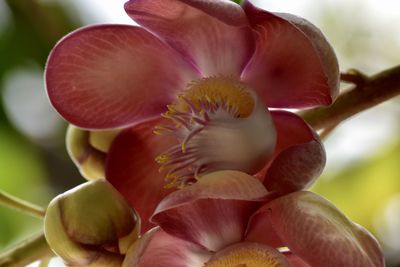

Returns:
0,0,399,266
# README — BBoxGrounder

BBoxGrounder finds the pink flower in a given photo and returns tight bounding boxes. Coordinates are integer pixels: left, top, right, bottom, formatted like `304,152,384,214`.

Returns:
124,171,384,267
45,0,339,231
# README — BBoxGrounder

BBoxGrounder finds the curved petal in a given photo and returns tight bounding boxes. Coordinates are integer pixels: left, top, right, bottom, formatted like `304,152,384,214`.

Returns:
254,191,385,267
152,171,269,251
123,227,210,267
46,24,199,129
105,118,177,232
241,2,339,108
283,252,311,267
156,170,270,211
125,0,254,77
262,111,325,195
244,207,285,248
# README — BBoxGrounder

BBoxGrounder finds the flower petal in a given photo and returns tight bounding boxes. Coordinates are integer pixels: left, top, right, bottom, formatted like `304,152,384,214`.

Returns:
152,171,269,251
283,252,311,267
241,2,339,108
244,207,285,248
156,170,270,211
105,118,177,232
125,0,254,77
253,191,385,267
46,24,199,129
262,111,325,195
123,227,210,267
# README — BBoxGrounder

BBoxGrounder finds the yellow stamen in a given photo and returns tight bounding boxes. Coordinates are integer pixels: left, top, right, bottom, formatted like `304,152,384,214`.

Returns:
181,142,188,153
172,76,255,117
155,154,170,163
152,76,275,190
204,243,288,267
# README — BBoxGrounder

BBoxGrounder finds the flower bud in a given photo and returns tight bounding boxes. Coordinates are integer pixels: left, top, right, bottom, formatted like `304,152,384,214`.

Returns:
44,180,140,266
66,125,119,180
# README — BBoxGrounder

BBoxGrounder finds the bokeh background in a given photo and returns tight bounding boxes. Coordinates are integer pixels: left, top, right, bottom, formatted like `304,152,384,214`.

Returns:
0,0,399,266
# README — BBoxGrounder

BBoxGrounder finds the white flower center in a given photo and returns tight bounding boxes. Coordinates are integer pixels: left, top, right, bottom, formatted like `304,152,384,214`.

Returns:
154,77,276,188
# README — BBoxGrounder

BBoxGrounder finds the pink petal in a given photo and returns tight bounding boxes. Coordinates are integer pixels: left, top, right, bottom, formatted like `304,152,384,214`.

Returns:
244,207,285,248
156,170,270,210
105,118,177,232
152,171,269,251
255,191,385,267
123,227,210,267
262,111,325,195
125,0,254,77
46,25,199,129
241,2,339,108
283,252,311,267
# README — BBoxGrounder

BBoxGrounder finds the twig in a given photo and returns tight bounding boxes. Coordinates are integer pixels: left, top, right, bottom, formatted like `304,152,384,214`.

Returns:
319,123,340,140
0,232,53,267
0,190,46,219
340,69,369,86
301,65,400,130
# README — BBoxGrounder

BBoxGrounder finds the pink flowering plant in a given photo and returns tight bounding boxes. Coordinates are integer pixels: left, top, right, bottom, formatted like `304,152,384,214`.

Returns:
124,171,383,266
2,0,394,266
46,0,337,232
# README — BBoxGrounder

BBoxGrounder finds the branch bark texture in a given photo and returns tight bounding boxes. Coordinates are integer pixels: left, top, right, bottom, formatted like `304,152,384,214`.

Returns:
0,232,52,267
301,65,400,130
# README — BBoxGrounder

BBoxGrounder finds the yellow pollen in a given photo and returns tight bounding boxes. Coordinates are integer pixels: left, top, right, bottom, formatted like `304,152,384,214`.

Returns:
155,154,170,163
153,77,262,189
163,173,185,189
181,142,188,153
172,76,255,117
204,245,287,267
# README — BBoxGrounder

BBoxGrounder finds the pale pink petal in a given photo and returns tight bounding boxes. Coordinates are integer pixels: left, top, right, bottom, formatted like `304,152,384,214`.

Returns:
262,111,325,195
274,12,339,100
125,0,254,77
123,227,210,267
152,171,269,251
241,2,339,108
258,191,385,267
244,207,285,248
156,170,270,211
46,25,199,129
106,118,177,232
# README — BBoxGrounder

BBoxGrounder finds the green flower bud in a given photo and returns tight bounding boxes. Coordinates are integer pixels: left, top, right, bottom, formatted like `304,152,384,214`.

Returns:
89,129,120,153
66,125,119,180
44,180,140,266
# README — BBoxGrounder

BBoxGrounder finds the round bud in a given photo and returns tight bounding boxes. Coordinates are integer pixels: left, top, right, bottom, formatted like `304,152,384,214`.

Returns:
44,180,140,266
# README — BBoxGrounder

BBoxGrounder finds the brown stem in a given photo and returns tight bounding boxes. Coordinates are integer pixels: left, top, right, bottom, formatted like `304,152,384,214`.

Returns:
301,65,400,130
319,123,339,140
0,232,53,267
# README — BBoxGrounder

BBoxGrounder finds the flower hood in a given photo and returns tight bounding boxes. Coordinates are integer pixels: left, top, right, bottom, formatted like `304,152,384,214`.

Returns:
123,171,384,267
